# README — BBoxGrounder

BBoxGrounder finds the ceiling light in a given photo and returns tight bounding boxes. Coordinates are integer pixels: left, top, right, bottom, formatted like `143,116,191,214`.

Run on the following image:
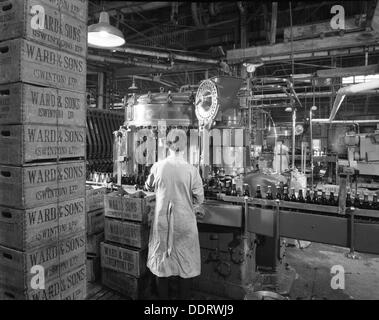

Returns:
88,11,125,48
129,77,138,90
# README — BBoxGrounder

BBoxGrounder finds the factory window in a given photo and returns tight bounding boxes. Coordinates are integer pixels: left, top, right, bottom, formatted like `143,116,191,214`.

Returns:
342,74,379,84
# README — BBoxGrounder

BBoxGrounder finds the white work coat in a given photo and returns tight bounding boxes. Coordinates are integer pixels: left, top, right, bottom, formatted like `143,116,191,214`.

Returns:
145,153,204,278
273,143,289,173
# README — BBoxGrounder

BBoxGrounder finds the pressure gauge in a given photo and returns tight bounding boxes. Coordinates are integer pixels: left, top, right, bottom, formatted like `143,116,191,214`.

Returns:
195,79,219,123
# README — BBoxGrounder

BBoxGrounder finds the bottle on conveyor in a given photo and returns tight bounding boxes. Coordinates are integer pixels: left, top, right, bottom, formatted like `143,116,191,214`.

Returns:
312,189,319,204
283,187,290,201
243,183,250,197
362,193,370,209
276,186,282,200
305,188,312,204
231,181,237,197
371,194,378,210
354,191,362,208
298,189,305,203
319,190,327,205
255,185,263,198
328,191,337,206
290,187,297,202
266,186,274,200
346,192,352,207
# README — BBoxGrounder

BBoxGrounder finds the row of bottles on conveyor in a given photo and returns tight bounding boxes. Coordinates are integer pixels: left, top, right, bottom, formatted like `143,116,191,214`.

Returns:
225,181,379,210
89,172,113,184
268,185,378,209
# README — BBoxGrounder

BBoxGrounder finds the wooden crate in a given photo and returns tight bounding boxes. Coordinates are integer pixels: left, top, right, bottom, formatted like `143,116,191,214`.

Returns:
0,83,86,126
0,38,86,93
104,191,155,224
86,185,107,212
104,217,149,249
101,267,151,300
86,256,100,283
0,197,85,251
0,160,86,209
86,208,104,235
0,124,86,164
0,0,87,57
0,232,86,291
87,232,104,257
0,264,87,300
41,0,88,22
100,242,147,278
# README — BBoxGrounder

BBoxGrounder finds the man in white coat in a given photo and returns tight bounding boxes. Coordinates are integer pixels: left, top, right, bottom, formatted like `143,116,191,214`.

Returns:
145,136,204,299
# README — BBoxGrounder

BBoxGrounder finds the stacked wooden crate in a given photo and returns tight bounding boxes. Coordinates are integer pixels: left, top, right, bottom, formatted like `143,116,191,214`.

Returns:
86,184,106,282
0,0,88,300
101,188,155,299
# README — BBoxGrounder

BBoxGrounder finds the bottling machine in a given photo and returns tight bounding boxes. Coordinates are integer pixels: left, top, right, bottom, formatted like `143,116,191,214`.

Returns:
113,76,379,299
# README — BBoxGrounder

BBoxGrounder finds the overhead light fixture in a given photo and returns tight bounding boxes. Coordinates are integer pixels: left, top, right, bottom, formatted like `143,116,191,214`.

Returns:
88,11,125,48
129,77,138,90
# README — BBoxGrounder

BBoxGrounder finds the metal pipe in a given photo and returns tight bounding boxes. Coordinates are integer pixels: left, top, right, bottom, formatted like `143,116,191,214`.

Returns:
191,2,203,28
312,119,379,124
292,108,296,169
113,47,220,65
314,79,379,123
88,54,173,70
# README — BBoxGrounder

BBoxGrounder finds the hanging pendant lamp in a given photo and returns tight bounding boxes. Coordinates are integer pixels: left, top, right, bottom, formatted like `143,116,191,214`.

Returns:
88,11,125,48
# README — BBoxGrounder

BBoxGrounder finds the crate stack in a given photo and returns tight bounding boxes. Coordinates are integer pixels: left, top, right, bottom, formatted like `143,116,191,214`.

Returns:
85,184,107,282
0,0,88,300
101,188,155,299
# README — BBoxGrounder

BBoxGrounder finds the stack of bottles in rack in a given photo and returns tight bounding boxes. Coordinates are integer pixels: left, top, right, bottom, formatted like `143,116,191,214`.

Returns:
0,0,88,300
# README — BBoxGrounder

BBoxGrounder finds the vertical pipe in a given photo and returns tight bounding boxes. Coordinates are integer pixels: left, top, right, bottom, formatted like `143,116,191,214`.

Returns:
292,108,296,169
97,72,105,109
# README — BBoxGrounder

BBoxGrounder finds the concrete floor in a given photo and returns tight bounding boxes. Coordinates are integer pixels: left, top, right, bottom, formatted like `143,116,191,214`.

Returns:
284,242,379,300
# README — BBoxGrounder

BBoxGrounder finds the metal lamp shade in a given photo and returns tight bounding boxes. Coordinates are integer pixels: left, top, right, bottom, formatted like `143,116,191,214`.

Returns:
88,11,125,48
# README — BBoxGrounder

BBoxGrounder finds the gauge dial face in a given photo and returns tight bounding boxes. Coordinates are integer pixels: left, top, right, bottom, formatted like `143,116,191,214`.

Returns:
195,79,219,123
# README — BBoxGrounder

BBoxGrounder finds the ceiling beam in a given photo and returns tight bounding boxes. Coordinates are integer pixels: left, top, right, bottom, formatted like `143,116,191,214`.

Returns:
317,64,379,78
227,31,379,63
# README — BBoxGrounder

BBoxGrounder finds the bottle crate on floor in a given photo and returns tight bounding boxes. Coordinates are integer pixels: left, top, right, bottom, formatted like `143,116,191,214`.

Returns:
104,217,149,250
101,267,151,300
100,241,147,278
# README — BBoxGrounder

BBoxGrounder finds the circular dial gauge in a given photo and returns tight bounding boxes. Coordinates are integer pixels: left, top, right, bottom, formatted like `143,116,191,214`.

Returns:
195,79,219,123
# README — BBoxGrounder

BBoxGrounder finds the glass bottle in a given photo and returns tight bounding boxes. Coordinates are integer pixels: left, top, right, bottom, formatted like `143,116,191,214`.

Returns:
298,189,305,203
290,188,297,202
329,191,337,206
346,192,352,207
353,192,361,208
362,193,370,209
266,186,273,200
371,194,378,210
276,186,282,200
283,187,290,201
243,183,250,197
320,190,327,205
305,189,312,203
255,185,262,198
312,189,318,204
231,182,237,197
